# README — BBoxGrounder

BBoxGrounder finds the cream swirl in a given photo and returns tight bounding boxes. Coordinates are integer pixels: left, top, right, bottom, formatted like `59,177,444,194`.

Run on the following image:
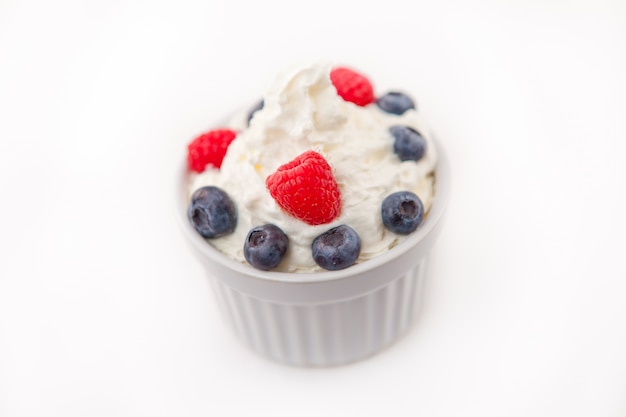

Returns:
188,62,437,272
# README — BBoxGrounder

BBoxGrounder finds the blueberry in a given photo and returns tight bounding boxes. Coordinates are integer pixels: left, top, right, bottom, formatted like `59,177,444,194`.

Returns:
389,125,427,162
246,99,264,126
244,224,289,271
381,191,424,235
188,186,237,238
311,225,361,271
376,91,416,115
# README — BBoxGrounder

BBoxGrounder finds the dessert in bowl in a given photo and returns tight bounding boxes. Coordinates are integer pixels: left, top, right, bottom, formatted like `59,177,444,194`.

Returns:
177,62,449,366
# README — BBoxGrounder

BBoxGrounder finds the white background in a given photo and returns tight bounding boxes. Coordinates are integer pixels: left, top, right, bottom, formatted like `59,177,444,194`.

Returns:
1,0,625,416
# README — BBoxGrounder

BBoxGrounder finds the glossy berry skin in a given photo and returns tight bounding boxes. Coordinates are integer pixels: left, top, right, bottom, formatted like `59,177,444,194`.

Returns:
243,224,289,271
311,225,361,271
389,125,427,162
266,150,341,225
246,99,264,126
187,129,237,173
376,92,415,115
381,191,424,235
188,186,237,239
330,67,375,106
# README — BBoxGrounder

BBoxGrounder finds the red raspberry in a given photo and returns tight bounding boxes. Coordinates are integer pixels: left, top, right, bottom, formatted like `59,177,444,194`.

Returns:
266,150,342,225
330,67,375,106
187,129,237,173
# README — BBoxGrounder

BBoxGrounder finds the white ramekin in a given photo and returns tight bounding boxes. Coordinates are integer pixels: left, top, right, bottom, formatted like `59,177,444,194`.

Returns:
177,139,449,367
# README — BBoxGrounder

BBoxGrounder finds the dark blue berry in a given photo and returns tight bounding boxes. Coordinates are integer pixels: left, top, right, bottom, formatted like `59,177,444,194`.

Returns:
376,91,416,115
188,186,237,238
381,191,424,235
311,225,361,271
244,224,289,271
389,125,427,162
246,100,264,125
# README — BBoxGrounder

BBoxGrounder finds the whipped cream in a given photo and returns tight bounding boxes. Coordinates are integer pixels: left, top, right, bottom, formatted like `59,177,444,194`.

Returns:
188,62,437,272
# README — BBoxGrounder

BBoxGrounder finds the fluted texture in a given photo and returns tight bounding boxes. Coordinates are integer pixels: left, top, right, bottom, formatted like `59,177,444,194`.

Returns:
209,259,428,367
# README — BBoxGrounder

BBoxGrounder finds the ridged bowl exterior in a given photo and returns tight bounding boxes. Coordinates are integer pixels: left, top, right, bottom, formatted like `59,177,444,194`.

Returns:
209,260,427,367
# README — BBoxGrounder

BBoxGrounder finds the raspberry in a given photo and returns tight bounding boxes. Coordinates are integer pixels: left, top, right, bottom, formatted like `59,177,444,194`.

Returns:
330,67,375,106
187,129,237,173
266,150,341,225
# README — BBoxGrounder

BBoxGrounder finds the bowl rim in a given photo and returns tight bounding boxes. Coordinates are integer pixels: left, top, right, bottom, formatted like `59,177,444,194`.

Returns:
176,133,450,285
